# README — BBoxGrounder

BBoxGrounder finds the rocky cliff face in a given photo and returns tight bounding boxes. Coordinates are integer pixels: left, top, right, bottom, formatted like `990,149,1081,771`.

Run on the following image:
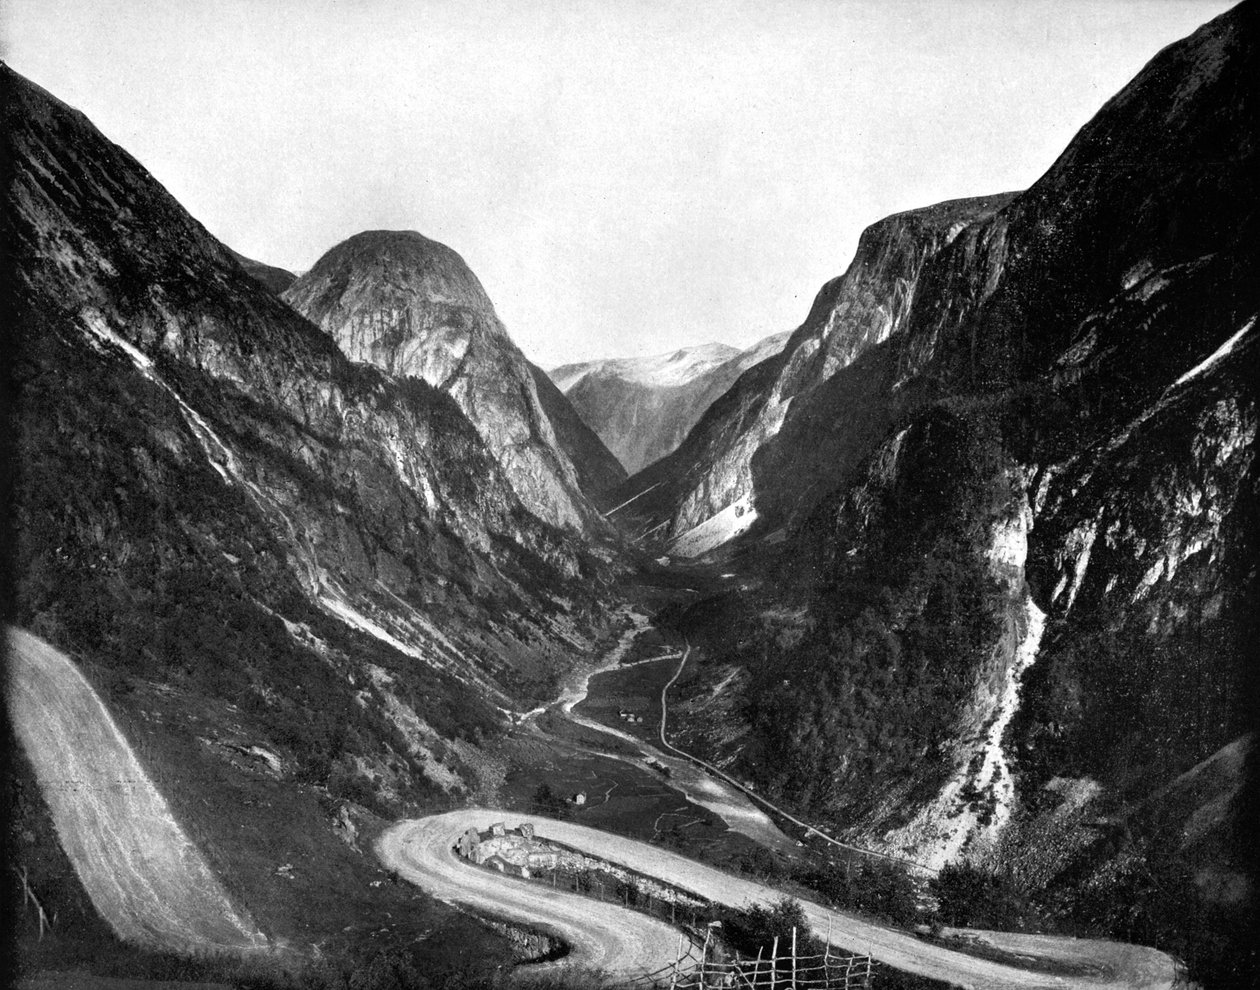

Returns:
4,61,616,835
528,364,628,496
551,336,788,475
611,194,1013,548
659,4,1256,976
283,230,616,528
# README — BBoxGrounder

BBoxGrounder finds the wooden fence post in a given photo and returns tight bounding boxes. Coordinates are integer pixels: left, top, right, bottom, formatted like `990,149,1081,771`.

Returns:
790,926,797,990
753,946,764,989
770,936,779,990
17,867,51,940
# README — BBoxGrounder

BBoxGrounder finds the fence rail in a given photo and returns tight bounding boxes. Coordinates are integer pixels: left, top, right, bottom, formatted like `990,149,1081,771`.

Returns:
625,927,873,990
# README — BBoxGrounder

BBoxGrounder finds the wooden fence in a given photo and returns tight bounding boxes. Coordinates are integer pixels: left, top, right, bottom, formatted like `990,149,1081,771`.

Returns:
625,926,874,990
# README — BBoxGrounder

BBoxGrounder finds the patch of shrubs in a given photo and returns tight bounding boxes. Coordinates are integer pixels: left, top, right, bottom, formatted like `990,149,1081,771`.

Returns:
795,857,922,929
717,897,822,961
930,861,1039,932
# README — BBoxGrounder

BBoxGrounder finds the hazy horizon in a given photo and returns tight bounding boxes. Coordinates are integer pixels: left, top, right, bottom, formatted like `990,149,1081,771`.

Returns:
2,0,1235,367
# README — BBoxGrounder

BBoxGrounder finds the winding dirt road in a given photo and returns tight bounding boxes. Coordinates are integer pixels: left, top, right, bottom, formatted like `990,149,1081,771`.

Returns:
379,811,681,977
378,809,1179,989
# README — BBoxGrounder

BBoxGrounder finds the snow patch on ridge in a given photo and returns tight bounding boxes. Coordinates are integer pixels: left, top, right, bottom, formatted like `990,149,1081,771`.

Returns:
551,342,742,391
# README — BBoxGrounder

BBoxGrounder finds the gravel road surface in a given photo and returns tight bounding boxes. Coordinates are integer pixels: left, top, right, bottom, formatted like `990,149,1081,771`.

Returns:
379,809,1179,989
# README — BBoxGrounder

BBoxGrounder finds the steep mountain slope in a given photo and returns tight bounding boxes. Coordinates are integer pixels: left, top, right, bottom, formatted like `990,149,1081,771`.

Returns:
528,364,627,496
283,230,617,526
4,61,618,953
551,335,789,474
652,4,1256,984
226,248,297,294
611,194,1015,546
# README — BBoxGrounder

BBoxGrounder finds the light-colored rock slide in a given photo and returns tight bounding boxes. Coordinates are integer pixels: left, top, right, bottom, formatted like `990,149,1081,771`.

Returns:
380,809,1180,989
7,628,269,954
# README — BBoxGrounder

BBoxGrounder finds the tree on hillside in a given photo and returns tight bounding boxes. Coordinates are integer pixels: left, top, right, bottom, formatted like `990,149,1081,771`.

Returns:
719,897,818,959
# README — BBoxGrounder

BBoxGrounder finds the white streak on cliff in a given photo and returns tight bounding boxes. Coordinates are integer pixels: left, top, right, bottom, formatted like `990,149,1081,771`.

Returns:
83,314,479,684
1173,317,1254,388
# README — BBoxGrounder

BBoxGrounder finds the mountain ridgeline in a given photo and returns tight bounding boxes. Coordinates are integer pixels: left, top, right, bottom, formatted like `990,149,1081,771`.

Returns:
3,2,1258,986
226,248,298,294
3,59,631,956
282,230,625,526
549,335,789,475
633,3,1257,982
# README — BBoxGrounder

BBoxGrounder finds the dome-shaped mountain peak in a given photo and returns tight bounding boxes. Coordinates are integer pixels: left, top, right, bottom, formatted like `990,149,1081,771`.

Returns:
284,227,619,529
293,228,495,316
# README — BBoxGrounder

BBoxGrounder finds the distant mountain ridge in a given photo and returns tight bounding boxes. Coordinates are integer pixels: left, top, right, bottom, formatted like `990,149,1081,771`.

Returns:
528,365,628,495
283,229,624,524
551,341,742,392
549,334,790,474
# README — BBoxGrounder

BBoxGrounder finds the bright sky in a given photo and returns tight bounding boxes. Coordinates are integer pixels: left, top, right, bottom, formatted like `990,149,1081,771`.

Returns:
3,0,1234,367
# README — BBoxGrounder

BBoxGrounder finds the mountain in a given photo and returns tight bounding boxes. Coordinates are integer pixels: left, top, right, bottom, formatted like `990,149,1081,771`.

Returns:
528,364,628,496
550,341,741,394
3,60,620,957
635,4,1257,982
550,334,790,474
226,247,297,294
282,230,623,524
609,193,1016,548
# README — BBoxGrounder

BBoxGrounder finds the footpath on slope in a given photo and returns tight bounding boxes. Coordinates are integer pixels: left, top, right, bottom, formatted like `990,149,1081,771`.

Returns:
7,628,271,955
379,809,1180,990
